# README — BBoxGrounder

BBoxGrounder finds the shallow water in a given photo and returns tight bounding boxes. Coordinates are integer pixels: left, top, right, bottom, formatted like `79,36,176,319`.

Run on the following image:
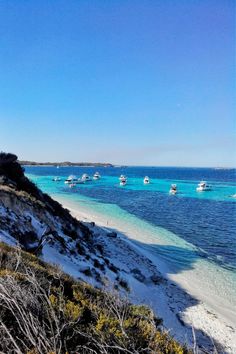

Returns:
26,166,236,317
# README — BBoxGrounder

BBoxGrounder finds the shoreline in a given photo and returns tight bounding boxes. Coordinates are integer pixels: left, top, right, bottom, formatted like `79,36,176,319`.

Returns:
52,194,236,353
21,162,114,167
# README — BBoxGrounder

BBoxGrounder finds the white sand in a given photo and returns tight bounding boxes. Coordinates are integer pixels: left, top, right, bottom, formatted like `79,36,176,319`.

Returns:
54,195,236,353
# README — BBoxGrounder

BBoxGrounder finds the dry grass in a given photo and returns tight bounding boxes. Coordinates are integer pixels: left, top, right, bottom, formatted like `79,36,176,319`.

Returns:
0,242,190,354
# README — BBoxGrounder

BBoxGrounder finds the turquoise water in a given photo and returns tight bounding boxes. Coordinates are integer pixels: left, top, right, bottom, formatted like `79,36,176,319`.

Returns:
25,166,236,316
29,169,236,202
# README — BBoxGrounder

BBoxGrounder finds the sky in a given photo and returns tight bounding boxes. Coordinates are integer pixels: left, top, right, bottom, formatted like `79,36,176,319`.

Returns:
0,0,235,167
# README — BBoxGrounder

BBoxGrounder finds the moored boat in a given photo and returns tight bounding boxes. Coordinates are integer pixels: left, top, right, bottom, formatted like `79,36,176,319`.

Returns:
76,178,85,184
93,172,101,180
65,175,77,184
143,176,150,184
196,181,212,192
81,174,92,182
119,175,127,186
119,175,127,181
120,179,127,186
169,184,177,194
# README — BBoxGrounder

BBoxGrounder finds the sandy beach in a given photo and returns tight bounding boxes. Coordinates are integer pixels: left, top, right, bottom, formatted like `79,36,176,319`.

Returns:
51,195,236,354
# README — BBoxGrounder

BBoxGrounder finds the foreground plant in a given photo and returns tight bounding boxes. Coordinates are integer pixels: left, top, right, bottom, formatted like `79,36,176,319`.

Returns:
0,243,189,353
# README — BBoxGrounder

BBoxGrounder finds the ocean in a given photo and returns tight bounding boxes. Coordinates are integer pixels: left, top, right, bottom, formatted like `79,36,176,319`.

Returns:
26,165,236,319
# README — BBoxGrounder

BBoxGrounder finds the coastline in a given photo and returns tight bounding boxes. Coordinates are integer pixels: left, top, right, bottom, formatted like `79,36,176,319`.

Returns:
20,162,114,167
52,194,236,353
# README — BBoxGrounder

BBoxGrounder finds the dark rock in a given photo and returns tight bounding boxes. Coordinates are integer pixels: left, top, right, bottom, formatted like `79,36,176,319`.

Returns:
81,267,92,277
107,231,117,238
93,258,105,271
0,175,16,187
95,243,103,254
0,175,7,184
108,263,119,273
76,242,86,255
150,274,162,285
80,223,92,239
131,268,146,282
116,276,130,291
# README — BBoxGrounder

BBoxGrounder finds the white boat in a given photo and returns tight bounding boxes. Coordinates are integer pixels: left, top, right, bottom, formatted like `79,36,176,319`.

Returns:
65,175,77,184
119,175,127,181
93,172,101,180
52,176,61,182
119,174,127,185
196,181,212,192
76,178,85,184
143,176,150,184
81,174,92,182
169,184,177,194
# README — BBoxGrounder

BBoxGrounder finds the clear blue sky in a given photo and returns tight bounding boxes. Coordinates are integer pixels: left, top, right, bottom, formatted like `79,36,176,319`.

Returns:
0,0,235,166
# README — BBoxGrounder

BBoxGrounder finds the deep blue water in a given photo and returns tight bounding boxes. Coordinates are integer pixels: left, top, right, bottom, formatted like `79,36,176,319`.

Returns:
25,166,236,272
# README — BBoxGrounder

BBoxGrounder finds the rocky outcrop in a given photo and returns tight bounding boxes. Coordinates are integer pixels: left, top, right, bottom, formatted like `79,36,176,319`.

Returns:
0,153,121,290
0,152,93,253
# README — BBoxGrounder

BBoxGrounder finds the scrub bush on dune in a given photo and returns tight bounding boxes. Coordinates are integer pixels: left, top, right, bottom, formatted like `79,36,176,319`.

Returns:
0,243,190,354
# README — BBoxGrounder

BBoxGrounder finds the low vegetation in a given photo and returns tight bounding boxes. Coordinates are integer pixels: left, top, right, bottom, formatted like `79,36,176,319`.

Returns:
0,242,189,354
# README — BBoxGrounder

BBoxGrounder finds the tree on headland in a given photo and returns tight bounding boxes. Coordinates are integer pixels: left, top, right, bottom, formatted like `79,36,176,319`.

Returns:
0,151,42,198
0,152,17,165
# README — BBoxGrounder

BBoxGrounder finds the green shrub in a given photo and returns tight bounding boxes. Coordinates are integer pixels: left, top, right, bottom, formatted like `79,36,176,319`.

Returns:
0,242,191,354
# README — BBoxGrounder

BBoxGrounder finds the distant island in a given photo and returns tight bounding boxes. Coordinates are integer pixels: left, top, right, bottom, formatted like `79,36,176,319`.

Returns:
19,160,114,167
